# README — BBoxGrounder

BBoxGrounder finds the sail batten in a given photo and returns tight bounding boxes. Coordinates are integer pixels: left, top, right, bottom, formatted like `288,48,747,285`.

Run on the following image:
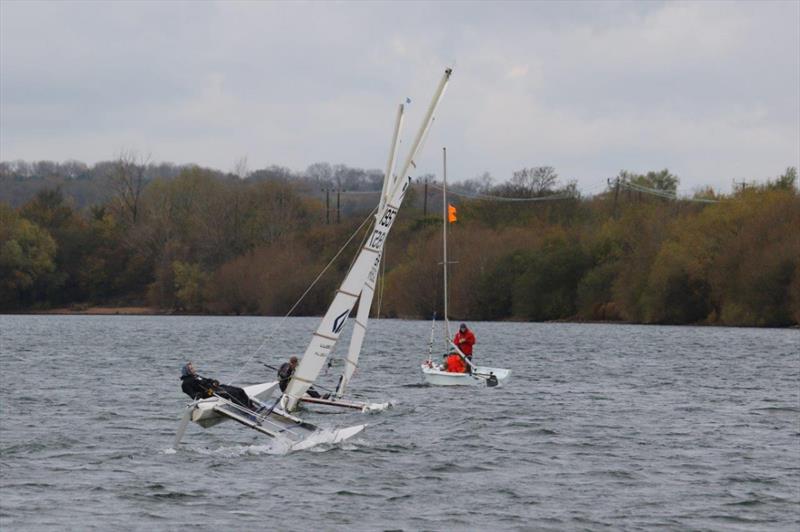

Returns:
338,288,361,298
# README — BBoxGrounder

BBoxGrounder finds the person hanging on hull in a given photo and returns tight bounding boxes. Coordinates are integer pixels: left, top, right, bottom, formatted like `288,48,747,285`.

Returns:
180,361,258,411
277,356,324,398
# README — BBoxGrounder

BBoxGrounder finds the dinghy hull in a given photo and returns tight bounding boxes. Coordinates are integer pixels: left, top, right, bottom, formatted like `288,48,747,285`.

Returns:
420,363,511,386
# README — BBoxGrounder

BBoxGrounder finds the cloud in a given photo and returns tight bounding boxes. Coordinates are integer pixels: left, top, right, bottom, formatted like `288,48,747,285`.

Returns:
1,0,797,193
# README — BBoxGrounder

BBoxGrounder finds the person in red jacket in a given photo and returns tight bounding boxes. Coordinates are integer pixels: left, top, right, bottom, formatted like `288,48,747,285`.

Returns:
443,352,467,373
453,323,476,361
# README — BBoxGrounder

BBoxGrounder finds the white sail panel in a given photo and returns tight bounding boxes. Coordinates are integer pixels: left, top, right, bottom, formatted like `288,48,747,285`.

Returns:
335,253,380,397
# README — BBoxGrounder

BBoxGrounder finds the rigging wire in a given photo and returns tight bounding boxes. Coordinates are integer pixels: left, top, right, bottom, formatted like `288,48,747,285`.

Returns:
619,180,720,203
337,189,381,195
224,206,379,384
429,182,578,202
430,180,719,204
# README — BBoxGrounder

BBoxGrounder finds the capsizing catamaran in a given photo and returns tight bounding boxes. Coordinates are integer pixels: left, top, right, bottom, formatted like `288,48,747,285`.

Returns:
173,381,365,452
420,147,511,387
173,69,454,451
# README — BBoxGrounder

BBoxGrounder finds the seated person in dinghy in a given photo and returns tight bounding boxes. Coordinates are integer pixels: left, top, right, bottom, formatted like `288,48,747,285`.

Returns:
442,351,468,373
180,361,260,411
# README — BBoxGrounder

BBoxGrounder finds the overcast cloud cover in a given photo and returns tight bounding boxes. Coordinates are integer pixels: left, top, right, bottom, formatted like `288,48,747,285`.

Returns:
1,0,798,194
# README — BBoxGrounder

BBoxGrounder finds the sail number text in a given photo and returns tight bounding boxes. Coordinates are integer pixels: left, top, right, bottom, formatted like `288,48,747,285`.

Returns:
368,207,398,249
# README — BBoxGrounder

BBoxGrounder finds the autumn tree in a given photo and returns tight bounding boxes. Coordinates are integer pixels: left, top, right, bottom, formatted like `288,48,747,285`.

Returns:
0,204,57,308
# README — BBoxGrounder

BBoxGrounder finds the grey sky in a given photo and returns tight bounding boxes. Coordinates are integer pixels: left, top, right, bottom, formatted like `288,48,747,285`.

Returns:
1,0,798,194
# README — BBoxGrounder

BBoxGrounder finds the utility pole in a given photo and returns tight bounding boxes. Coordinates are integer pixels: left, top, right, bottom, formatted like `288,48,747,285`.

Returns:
423,178,428,216
336,189,341,224
608,177,620,218
325,188,330,224
733,179,748,193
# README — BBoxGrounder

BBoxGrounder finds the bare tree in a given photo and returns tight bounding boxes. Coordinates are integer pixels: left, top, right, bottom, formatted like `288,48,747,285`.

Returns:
233,156,249,179
111,150,150,225
510,166,559,196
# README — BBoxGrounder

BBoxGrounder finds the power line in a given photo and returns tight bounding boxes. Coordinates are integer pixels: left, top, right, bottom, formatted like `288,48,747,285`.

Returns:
428,182,578,202
619,180,719,203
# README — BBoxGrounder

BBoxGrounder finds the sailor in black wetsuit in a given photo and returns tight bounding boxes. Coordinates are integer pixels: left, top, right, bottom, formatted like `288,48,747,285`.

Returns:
277,356,322,398
180,362,256,410
277,357,298,392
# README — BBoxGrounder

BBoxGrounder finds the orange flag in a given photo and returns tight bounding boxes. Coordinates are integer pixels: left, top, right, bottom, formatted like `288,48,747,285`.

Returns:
448,203,457,223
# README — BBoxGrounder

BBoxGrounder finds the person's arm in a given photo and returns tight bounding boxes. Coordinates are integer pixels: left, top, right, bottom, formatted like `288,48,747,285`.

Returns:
198,376,219,396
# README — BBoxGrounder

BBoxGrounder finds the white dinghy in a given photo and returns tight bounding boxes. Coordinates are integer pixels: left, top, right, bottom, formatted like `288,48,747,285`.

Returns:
421,363,511,386
420,148,511,387
422,352,512,387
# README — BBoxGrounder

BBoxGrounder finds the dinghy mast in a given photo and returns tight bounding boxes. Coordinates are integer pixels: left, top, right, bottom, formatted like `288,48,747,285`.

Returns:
284,68,453,411
442,146,452,344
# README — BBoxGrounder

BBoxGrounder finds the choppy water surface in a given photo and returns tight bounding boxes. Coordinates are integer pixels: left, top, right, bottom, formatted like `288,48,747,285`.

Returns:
1,316,798,530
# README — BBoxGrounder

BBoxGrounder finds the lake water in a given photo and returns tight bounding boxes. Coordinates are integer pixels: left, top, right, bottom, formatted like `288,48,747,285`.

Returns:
1,315,798,531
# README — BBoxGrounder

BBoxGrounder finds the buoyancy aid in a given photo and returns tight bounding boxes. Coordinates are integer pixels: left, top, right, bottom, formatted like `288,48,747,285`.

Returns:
445,354,467,373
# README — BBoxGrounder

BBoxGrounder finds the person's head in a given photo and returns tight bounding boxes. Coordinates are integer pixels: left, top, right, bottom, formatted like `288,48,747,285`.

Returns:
459,323,468,333
289,356,298,367
181,361,196,378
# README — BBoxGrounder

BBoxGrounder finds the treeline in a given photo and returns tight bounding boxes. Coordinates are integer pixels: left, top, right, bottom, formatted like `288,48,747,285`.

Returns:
0,157,388,212
1,158,798,327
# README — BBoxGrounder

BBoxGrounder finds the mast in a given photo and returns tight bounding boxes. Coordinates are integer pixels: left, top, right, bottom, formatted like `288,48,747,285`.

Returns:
283,68,453,412
380,104,405,211
442,147,451,344
335,104,405,398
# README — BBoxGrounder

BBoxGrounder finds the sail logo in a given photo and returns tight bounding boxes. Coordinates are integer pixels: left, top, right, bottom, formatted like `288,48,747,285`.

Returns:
332,309,349,334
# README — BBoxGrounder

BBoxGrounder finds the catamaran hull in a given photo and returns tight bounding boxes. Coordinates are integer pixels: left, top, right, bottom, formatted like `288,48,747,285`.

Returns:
191,381,280,427
420,364,511,386
179,380,366,451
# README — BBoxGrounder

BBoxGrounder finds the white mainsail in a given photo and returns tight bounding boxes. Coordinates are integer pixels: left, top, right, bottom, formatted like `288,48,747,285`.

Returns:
334,272,377,398
284,68,453,411
334,101,404,398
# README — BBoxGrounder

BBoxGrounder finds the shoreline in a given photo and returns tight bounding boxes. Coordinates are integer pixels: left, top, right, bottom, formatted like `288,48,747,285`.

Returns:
4,306,797,328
